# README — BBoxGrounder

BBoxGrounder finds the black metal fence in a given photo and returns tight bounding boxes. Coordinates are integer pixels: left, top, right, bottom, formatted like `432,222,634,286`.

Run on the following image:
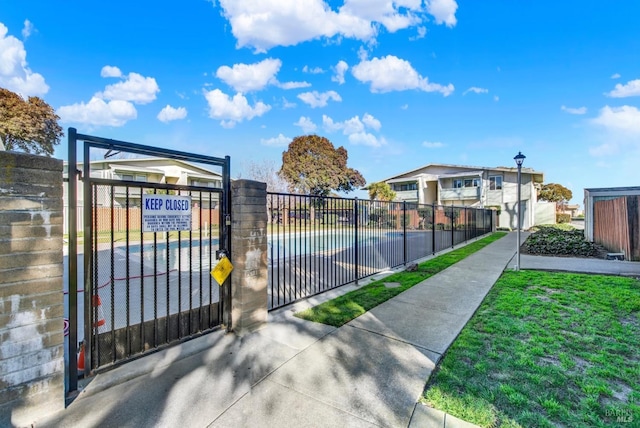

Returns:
67,128,231,393
89,182,223,370
267,193,494,310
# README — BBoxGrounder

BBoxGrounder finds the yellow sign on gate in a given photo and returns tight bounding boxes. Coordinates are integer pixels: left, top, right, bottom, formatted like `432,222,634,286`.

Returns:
211,256,234,286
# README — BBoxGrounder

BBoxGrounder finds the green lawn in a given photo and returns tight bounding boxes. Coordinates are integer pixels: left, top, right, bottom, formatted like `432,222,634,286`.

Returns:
423,270,640,427
294,232,507,327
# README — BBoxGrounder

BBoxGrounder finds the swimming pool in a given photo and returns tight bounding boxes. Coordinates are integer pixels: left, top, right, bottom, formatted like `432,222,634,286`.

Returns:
267,230,396,258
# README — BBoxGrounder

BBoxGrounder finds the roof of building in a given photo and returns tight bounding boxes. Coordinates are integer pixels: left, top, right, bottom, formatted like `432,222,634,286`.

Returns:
381,162,544,183
64,156,222,177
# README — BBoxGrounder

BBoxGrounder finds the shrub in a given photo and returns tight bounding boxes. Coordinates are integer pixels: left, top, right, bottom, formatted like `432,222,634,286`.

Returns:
556,213,571,223
524,226,603,257
530,223,574,232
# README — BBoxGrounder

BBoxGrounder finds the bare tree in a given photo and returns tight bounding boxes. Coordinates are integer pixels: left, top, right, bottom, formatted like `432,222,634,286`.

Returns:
242,159,290,192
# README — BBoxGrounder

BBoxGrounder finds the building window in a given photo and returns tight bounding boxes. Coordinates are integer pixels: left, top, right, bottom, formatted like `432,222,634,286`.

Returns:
454,178,479,188
393,182,417,191
489,176,503,190
191,180,220,188
120,173,146,182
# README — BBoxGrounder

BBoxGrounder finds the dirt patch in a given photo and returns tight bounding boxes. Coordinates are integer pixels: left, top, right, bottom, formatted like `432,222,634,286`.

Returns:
613,382,634,402
539,355,561,367
620,315,639,329
572,356,592,372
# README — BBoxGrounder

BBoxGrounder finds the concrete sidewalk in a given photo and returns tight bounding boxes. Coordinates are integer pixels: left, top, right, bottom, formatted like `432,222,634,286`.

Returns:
520,253,640,276
41,231,635,428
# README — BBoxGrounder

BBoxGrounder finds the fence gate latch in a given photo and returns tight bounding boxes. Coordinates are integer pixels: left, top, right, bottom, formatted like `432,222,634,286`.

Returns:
216,249,228,260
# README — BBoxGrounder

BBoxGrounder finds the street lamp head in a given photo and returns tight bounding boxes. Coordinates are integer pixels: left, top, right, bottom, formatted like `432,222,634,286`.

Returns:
514,151,526,167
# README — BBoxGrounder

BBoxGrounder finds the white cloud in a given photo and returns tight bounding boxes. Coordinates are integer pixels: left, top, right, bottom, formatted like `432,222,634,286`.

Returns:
362,113,381,131
100,65,122,78
215,0,457,52
401,104,408,110
57,97,137,127
463,86,488,95
294,116,317,133
157,105,187,122
0,23,49,96
423,141,444,148
351,55,453,95
216,58,281,92
589,105,640,156
322,113,384,147
21,20,33,39
56,67,158,127
261,133,291,147
410,26,427,40
332,60,349,84
339,0,423,33
357,46,369,61
281,97,296,109
348,132,385,147
606,79,640,98
217,0,373,52
425,0,458,27
276,80,311,89
99,72,159,104
342,116,366,134
561,105,587,115
493,95,499,102
204,89,271,127
611,73,621,79
592,105,640,135
303,65,324,74
298,90,342,108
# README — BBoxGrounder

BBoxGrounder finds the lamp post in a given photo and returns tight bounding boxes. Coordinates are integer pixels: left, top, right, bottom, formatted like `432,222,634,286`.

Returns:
514,151,526,271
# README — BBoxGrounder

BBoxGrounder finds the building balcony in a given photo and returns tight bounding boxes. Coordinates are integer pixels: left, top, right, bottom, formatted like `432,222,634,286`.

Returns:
394,190,418,201
440,187,481,201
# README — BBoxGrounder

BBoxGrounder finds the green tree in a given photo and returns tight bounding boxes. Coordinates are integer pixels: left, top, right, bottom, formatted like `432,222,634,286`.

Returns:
0,87,63,156
367,181,396,201
279,134,366,196
538,183,573,211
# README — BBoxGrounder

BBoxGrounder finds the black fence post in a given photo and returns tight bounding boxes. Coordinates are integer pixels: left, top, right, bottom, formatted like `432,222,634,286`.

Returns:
354,197,359,283
403,201,407,265
451,206,455,248
432,203,436,255
67,128,78,394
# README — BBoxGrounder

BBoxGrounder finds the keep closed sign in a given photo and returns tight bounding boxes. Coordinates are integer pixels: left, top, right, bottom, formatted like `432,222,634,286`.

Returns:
142,194,192,232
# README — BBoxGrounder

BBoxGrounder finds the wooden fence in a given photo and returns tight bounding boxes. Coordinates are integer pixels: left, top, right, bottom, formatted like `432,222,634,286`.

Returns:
593,196,640,261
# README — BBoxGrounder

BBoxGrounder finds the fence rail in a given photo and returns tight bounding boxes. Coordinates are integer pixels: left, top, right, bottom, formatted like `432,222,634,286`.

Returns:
267,193,494,310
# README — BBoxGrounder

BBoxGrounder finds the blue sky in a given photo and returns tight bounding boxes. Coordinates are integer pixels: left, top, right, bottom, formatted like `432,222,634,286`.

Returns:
2,0,640,205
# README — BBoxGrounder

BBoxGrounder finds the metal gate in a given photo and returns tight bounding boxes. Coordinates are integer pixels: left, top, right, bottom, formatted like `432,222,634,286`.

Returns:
67,128,231,393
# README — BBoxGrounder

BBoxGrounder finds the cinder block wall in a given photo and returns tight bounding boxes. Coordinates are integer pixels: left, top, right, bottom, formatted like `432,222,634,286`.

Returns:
0,151,64,426
230,180,268,335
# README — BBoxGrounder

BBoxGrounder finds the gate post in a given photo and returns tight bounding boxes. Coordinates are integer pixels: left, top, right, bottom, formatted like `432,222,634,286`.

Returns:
230,180,268,335
0,152,64,426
